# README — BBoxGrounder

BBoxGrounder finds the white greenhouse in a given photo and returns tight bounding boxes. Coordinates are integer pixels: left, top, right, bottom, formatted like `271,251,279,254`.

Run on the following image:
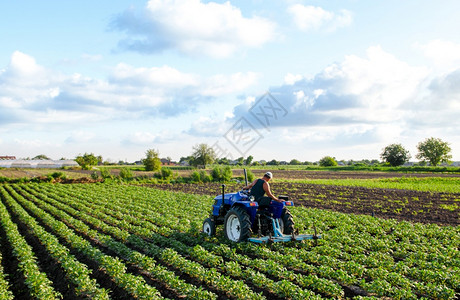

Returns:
0,159,79,169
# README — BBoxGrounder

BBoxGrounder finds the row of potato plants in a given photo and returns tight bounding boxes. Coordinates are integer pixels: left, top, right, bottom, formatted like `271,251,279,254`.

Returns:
15,184,267,299
10,184,223,300
1,182,458,299
0,186,109,299
22,183,322,299
34,183,341,298
30,184,455,297
30,183,459,299
1,185,164,299
69,183,459,299
0,189,62,299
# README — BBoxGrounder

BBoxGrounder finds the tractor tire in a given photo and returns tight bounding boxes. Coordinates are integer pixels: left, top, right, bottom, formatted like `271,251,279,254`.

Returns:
202,218,216,236
224,206,252,242
280,208,295,235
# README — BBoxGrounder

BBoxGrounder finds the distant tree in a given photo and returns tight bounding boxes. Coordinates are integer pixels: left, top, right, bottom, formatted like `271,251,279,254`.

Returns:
191,143,216,168
319,156,338,167
416,137,452,166
75,153,99,170
179,155,194,165
245,155,254,166
142,149,161,171
32,154,51,160
267,159,279,166
370,159,380,165
380,143,411,167
289,159,301,165
217,157,230,165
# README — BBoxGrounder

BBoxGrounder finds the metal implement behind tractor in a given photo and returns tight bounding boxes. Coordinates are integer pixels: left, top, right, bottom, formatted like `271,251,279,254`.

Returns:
202,170,320,243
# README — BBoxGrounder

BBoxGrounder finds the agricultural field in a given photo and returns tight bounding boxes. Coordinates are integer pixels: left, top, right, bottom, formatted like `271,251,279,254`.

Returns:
154,171,460,226
0,182,458,299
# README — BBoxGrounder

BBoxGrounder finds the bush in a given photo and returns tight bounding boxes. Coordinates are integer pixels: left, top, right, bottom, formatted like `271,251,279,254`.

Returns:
200,170,212,183
119,168,133,180
100,168,113,179
160,167,173,180
191,171,201,183
211,165,233,182
50,172,66,179
246,169,255,182
222,166,232,182
91,171,99,180
319,156,338,167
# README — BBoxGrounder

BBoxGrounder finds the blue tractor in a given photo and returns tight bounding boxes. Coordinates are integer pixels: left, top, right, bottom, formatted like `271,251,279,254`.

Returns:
202,171,320,243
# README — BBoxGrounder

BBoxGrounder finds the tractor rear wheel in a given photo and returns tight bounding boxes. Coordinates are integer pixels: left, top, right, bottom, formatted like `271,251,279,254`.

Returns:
224,206,251,242
280,208,295,234
202,218,216,236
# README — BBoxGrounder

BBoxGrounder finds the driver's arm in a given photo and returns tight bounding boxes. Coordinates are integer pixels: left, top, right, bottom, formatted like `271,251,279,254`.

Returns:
263,182,282,202
243,179,257,190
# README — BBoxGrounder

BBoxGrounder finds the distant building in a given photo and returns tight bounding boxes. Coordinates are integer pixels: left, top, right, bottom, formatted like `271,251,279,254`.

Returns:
160,158,176,166
0,156,16,160
0,159,78,169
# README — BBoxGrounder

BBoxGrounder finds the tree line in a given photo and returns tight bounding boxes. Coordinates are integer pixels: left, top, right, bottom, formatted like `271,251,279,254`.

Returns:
67,136,453,170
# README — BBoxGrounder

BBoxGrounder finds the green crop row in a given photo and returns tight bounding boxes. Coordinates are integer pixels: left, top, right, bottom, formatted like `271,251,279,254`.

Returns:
31,183,460,299
0,183,458,299
2,185,163,299
285,176,460,193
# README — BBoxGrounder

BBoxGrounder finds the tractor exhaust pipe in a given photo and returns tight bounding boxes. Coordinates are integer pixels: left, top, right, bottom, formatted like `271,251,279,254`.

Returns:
243,168,248,186
222,184,226,202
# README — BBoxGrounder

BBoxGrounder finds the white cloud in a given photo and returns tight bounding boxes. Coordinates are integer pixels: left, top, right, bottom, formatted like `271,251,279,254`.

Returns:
288,5,352,32
229,46,451,135
112,0,276,57
0,51,259,125
416,39,460,71
65,130,97,143
122,131,159,146
284,73,303,85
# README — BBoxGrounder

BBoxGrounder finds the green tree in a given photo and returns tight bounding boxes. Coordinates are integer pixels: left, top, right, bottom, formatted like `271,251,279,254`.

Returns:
416,137,452,166
142,149,161,171
217,157,229,165
267,159,279,165
380,143,411,167
319,156,338,167
75,153,99,170
245,155,254,166
191,143,216,168
289,159,301,165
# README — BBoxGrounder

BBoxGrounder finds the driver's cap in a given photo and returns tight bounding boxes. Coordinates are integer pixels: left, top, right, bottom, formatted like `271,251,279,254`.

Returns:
264,172,273,178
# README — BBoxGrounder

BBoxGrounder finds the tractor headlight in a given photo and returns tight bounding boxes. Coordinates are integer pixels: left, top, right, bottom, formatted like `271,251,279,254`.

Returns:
249,196,255,202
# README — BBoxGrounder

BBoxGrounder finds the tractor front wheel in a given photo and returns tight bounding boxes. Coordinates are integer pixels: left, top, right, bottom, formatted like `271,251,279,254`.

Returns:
280,208,295,234
202,218,216,236
224,206,251,242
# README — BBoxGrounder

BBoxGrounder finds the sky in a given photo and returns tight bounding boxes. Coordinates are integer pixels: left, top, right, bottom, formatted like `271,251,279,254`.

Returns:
1,0,459,163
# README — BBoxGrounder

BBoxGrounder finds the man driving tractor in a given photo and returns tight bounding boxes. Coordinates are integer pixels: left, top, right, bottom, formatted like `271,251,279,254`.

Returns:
243,171,285,206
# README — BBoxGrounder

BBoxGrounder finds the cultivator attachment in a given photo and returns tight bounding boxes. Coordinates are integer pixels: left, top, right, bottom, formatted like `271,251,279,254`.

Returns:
248,218,321,243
